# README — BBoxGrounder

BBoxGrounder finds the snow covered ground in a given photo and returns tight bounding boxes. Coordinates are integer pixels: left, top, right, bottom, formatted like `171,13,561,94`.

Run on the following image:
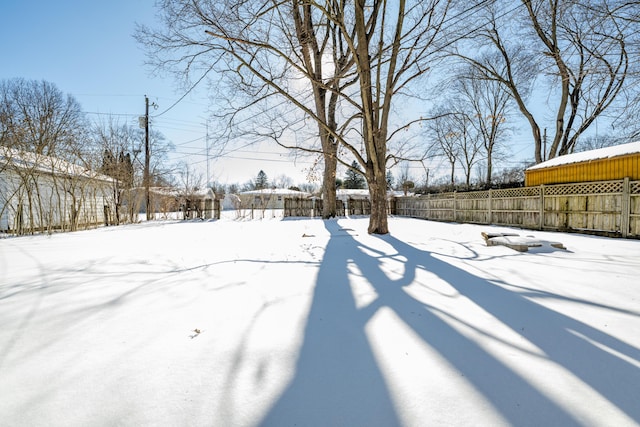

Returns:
1,215,639,427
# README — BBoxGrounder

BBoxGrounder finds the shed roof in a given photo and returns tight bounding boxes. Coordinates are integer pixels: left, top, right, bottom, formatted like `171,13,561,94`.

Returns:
0,146,113,183
526,141,640,171
337,189,369,197
334,189,412,199
145,186,215,199
239,188,311,197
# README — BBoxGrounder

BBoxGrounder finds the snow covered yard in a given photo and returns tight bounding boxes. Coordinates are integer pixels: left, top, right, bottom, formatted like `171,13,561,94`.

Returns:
1,216,639,427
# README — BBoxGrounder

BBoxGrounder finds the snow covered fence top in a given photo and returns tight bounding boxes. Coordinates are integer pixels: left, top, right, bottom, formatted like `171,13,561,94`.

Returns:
525,141,640,186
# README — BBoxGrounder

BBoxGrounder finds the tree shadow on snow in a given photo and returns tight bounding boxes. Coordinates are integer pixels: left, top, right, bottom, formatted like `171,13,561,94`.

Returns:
260,221,401,426
260,220,640,426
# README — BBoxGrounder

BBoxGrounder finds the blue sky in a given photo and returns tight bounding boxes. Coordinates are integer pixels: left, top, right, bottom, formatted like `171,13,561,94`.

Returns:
1,1,162,111
0,0,310,186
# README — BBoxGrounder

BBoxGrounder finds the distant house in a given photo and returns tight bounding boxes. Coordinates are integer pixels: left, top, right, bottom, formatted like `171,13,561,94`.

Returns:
178,187,217,219
335,188,411,201
0,146,113,234
336,188,369,202
137,186,217,220
334,188,406,215
238,188,311,210
525,141,640,186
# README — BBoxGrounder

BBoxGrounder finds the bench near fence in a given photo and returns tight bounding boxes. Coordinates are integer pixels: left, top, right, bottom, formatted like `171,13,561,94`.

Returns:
395,178,640,238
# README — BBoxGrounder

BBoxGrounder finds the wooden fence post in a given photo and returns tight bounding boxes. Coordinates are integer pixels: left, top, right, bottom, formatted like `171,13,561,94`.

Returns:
539,185,545,230
488,189,493,225
453,192,457,222
621,177,630,238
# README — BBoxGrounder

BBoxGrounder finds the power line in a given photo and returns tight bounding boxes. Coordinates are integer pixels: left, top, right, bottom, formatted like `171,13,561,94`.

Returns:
151,67,213,118
170,136,206,147
83,111,138,117
213,154,315,164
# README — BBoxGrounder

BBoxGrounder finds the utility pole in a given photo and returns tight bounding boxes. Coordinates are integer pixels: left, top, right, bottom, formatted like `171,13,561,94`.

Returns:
144,95,152,221
206,121,210,188
543,128,547,162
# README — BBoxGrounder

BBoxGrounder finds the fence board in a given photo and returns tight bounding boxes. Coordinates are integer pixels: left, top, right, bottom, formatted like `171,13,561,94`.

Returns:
347,198,371,215
284,198,316,217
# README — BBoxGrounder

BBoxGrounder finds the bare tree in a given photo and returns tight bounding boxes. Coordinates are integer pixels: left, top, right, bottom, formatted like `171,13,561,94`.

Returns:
146,128,175,219
93,118,138,225
138,1,452,233
456,114,482,188
456,0,632,163
427,100,486,188
396,161,413,191
335,0,452,233
427,110,461,186
455,62,512,186
178,162,205,194
176,161,206,218
574,133,623,152
272,173,294,189
137,0,358,219
0,78,87,158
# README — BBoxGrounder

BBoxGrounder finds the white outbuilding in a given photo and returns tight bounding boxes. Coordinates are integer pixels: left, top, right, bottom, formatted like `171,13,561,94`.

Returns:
1,146,113,234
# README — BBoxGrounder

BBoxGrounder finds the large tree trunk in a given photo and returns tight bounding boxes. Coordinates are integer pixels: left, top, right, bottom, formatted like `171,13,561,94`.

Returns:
367,163,389,235
321,153,337,218
292,1,339,219
366,132,390,234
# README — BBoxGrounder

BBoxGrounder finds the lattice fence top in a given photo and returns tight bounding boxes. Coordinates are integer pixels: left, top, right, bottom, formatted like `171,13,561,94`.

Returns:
381,179,638,201
425,192,456,199
492,187,540,198
544,180,623,195
456,191,490,200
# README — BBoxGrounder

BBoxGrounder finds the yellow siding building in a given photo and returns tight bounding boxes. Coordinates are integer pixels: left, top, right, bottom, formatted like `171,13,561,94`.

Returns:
525,141,640,186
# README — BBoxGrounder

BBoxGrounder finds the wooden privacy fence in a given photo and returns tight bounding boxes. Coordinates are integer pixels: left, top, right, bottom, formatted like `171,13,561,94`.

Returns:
347,198,371,215
284,198,345,217
395,178,640,238
284,197,397,218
